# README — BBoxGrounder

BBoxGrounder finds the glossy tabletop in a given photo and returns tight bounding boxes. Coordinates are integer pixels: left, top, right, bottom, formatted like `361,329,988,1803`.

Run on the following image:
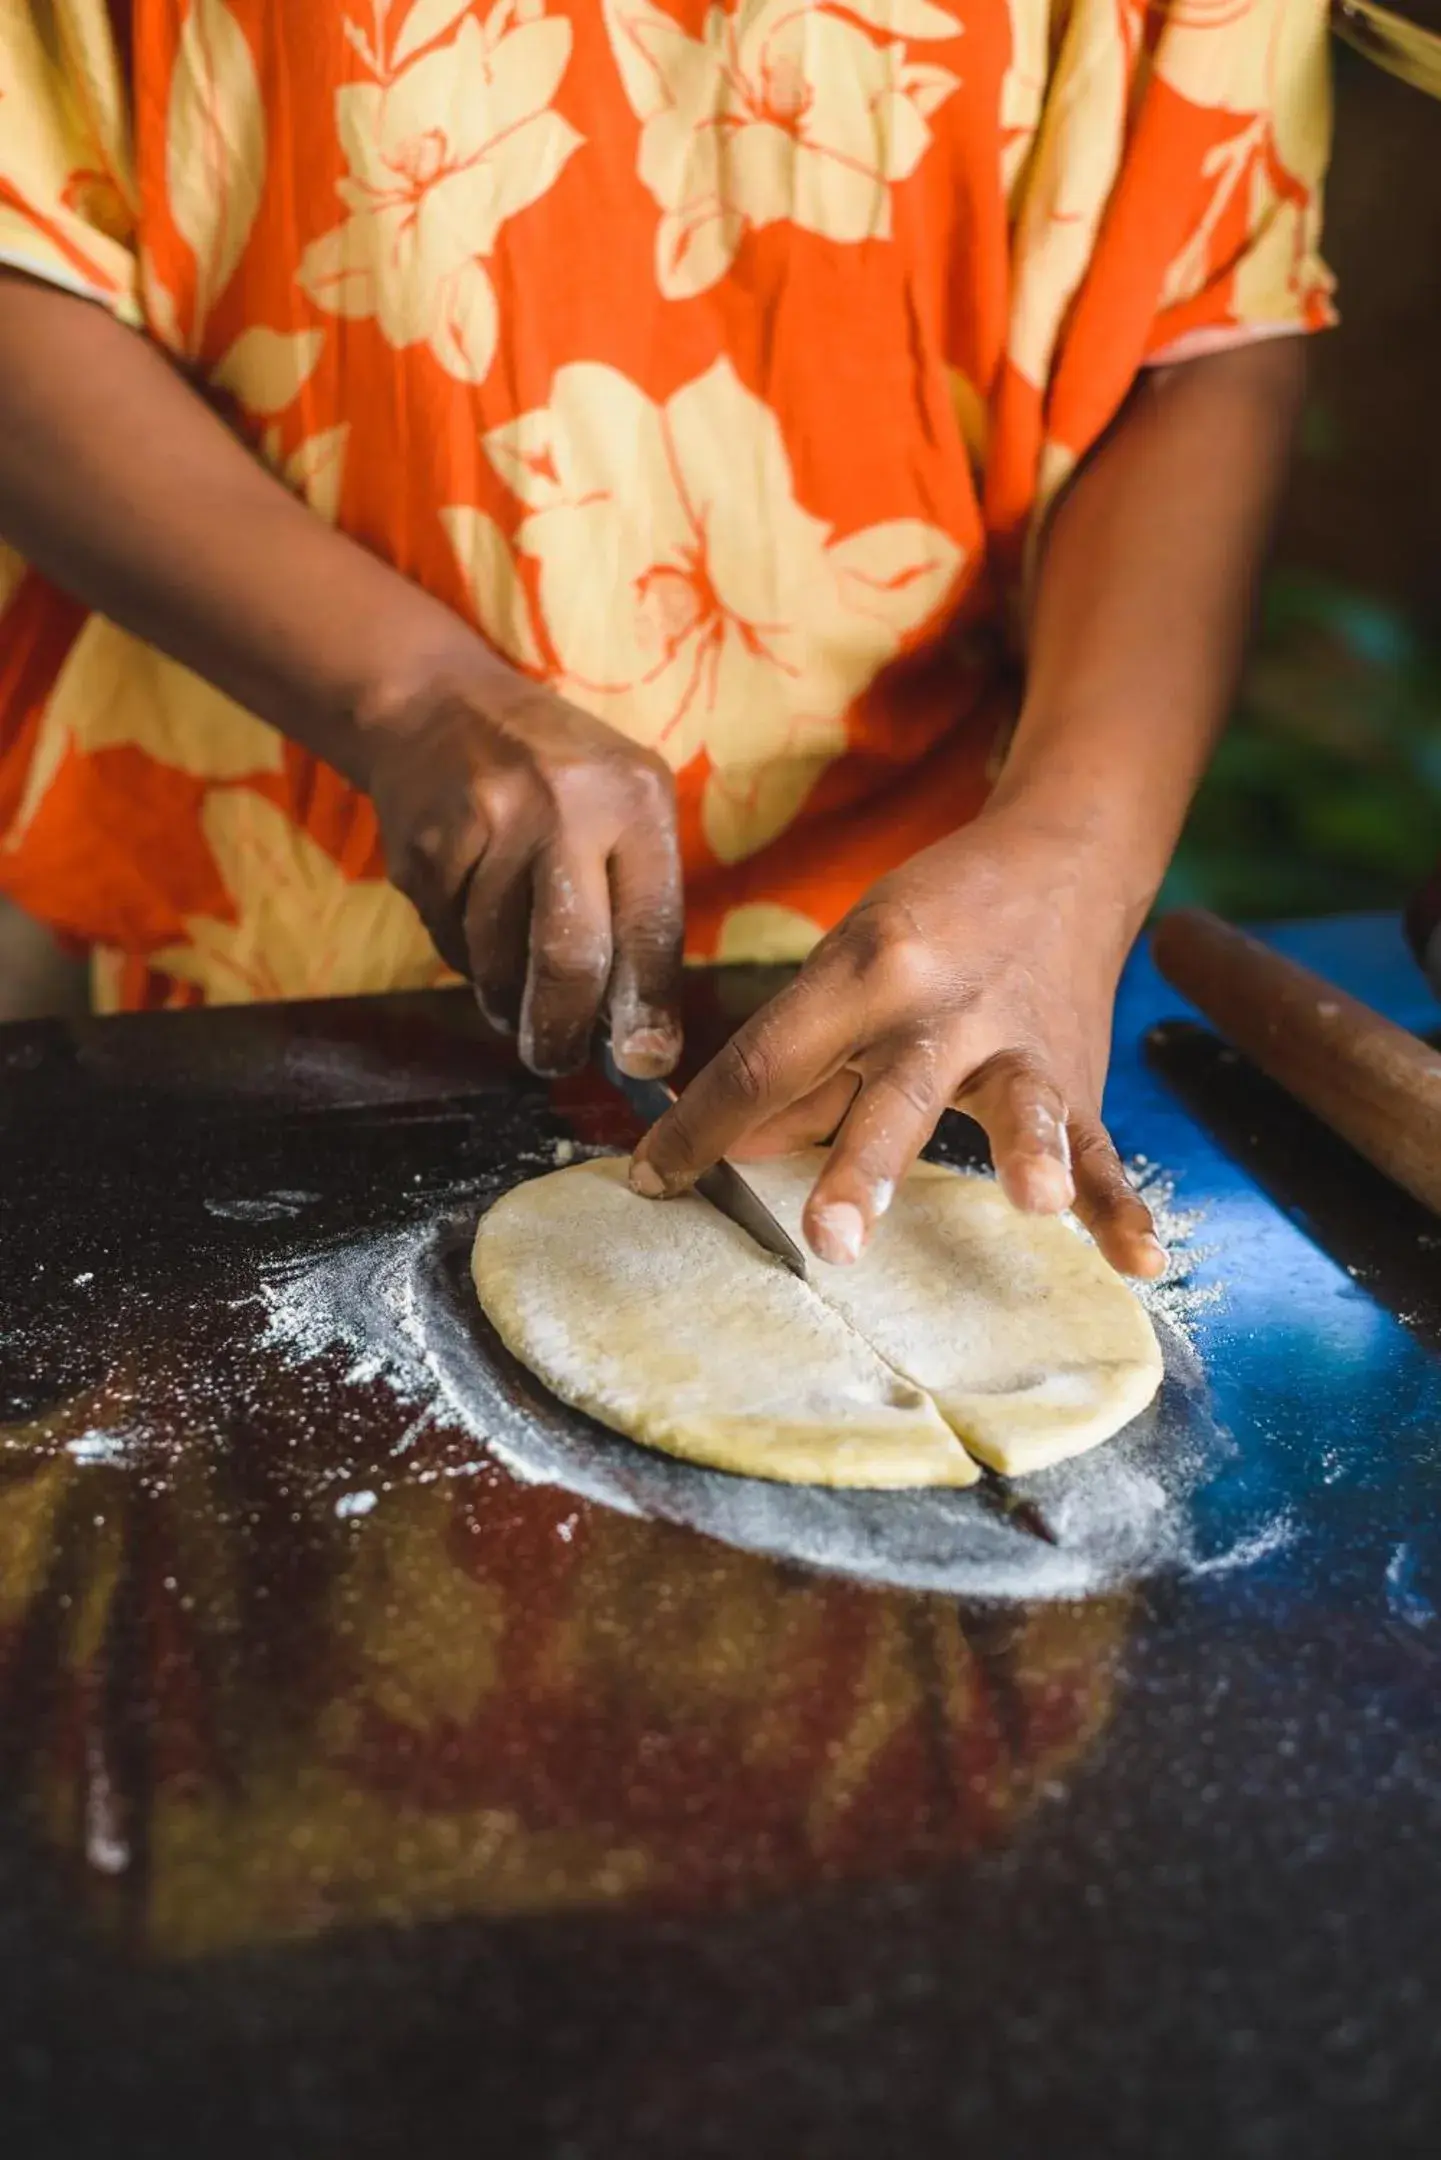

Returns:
1,918,1439,2158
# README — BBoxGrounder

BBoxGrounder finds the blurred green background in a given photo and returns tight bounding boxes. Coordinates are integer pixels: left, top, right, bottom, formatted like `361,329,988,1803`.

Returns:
1164,37,1441,921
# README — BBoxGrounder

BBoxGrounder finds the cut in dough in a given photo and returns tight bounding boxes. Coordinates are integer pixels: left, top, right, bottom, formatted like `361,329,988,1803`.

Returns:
744,1153,1164,1477
472,1151,1163,1489
474,1157,977,1488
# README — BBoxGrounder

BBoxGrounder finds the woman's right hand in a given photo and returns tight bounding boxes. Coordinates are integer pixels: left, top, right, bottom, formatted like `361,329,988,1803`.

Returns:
362,670,684,1079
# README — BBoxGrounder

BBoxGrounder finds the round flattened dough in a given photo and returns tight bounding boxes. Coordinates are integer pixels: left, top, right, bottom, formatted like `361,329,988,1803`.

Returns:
472,1152,1163,1488
743,1153,1165,1477
472,1157,979,1489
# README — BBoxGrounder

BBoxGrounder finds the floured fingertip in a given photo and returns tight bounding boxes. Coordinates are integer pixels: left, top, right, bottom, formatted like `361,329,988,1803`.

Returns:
628,1157,666,1199
807,1200,866,1266
614,1023,681,1079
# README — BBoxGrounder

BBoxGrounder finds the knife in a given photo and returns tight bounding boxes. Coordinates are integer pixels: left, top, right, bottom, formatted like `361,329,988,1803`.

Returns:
600,1042,809,1279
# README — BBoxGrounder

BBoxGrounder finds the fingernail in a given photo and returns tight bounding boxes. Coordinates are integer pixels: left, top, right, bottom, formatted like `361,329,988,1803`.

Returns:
809,1202,866,1266
474,988,514,1037
629,1158,665,1199
616,1026,678,1078
1140,1234,1168,1276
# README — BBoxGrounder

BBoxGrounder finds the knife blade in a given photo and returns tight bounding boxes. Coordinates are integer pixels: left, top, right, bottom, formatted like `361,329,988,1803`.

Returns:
600,1043,809,1279
978,1471,1059,1546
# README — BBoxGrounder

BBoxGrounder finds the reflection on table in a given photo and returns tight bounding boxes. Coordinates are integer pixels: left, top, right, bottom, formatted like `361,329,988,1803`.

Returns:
0,1349,1131,1960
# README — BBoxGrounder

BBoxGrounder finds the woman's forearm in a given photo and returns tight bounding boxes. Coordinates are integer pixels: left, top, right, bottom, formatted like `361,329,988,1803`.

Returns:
0,273,489,782
0,273,689,1066
991,337,1307,924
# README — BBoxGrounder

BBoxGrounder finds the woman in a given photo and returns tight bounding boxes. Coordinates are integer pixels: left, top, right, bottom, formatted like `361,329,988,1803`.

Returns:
0,0,1332,1272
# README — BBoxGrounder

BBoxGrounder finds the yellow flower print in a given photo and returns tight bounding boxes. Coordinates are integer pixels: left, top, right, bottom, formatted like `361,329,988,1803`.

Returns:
152,791,450,1003
715,901,825,964
1005,0,1129,393
166,0,266,340
604,0,962,297
458,357,962,862
5,622,284,851
298,0,582,383
1152,0,1331,325
999,0,1048,202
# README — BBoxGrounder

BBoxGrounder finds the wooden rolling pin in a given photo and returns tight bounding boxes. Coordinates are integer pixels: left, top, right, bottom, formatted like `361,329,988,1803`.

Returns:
1151,907,1441,1218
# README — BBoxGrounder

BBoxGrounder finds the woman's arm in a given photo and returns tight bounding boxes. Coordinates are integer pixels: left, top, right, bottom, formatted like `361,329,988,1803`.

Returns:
0,273,685,1075
0,276,470,765
635,339,1306,1274
998,336,1306,918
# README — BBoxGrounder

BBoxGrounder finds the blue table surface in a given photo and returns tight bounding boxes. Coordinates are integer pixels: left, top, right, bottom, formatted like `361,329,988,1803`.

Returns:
1110,915,1441,1618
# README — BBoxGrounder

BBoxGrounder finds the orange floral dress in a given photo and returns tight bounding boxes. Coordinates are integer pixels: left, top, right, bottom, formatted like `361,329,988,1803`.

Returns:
0,0,1333,1010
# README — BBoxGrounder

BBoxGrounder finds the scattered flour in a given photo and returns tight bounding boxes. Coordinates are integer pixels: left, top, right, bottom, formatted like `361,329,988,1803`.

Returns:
1127,1159,1224,1347
1188,1513,1298,1578
64,1431,133,1466
229,1149,1259,1599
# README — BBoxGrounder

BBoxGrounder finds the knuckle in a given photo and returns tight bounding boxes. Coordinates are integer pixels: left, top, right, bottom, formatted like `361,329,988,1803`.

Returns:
967,1046,1050,1101
627,751,676,809
1071,1127,1129,1195
882,938,937,1011
1005,1069,1070,1143
993,1046,1053,1094
619,915,681,971
839,903,935,1003
476,770,530,839
651,1096,699,1170
536,760,587,827
716,1031,771,1110
1068,1116,1110,1161
880,1063,942,1124
529,945,608,997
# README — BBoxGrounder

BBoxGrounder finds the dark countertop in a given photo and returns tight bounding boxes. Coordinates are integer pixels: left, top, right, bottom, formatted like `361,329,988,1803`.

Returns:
2,918,1439,2158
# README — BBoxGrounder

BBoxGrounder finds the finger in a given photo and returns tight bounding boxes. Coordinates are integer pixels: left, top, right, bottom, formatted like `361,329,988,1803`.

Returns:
729,1070,860,1161
1068,1114,1167,1278
631,960,852,1196
462,831,535,1036
518,842,613,1077
960,1055,1075,1216
607,776,684,1079
800,1054,946,1264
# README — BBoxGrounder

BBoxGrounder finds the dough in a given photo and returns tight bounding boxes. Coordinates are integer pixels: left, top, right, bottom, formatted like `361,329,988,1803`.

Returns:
472,1151,1163,1488
474,1157,976,1488
744,1153,1164,1476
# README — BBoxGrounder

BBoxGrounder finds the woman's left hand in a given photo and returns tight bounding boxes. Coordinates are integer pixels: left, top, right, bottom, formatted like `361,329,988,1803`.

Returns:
629,807,1167,1279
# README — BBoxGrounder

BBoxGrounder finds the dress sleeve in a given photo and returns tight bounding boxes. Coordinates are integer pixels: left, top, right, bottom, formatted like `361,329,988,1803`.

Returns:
0,2,140,322
991,0,1336,560
1140,1,1336,366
